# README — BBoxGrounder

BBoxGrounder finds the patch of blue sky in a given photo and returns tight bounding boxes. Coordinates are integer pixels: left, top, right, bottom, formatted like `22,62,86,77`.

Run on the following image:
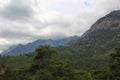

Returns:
84,1,91,8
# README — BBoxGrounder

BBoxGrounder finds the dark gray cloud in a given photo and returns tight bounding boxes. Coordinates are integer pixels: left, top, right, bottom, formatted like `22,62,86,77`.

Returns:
0,30,34,39
45,19,72,28
0,0,34,21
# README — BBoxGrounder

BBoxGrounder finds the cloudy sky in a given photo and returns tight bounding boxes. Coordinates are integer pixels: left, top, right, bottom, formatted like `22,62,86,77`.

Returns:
0,0,120,52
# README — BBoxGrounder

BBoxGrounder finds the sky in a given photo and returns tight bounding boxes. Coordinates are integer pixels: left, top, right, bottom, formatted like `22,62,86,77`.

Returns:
0,0,120,53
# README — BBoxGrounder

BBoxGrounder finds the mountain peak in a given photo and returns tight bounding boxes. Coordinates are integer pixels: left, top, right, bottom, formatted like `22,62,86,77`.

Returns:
110,10,120,15
89,10,120,32
75,10,120,47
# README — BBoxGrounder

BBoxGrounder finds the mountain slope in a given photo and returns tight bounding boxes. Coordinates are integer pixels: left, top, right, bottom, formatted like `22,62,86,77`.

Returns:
65,10,120,69
2,36,79,56
75,10,120,49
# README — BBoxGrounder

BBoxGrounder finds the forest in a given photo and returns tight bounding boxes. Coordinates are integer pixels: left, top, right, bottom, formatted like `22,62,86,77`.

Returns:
0,45,120,80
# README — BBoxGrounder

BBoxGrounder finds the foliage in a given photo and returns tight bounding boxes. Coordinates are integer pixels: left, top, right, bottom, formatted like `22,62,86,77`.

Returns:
0,46,94,80
109,46,120,80
91,46,120,80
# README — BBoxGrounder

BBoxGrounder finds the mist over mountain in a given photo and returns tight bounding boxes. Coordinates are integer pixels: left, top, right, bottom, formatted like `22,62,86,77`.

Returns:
1,36,79,56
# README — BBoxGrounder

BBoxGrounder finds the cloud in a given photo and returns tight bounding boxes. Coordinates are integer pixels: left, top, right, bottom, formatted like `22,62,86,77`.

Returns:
0,30,34,39
0,0,120,52
0,0,34,21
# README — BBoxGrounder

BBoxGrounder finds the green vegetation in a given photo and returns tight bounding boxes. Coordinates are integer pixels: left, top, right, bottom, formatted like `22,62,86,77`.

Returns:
0,46,93,80
109,47,120,80
0,46,119,80
91,46,120,80
0,46,120,80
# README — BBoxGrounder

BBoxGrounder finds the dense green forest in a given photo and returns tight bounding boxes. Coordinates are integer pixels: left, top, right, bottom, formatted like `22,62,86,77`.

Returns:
0,46,120,80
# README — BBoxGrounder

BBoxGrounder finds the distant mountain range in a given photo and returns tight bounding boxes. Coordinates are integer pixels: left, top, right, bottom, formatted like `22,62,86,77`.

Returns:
1,36,79,56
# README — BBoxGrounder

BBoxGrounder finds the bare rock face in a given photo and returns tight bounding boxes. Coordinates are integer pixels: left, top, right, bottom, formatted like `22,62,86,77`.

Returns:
90,20,120,32
90,10,120,32
81,10,120,39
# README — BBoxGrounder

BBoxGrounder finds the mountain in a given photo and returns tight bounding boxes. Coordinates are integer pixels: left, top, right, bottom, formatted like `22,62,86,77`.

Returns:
64,10,120,69
2,36,79,56
74,10,120,49
1,45,17,55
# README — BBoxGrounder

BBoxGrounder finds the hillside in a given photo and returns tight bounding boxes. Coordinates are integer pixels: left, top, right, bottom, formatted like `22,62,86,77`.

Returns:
74,10,120,52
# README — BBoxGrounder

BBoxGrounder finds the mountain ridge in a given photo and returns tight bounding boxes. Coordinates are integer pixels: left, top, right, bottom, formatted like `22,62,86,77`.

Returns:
1,36,79,56
90,10,120,32
72,10,120,56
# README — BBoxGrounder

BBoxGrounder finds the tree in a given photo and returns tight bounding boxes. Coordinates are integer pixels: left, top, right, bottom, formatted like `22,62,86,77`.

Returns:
29,45,75,80
29,46,93,80
109,46,120,80
0,46,94,80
